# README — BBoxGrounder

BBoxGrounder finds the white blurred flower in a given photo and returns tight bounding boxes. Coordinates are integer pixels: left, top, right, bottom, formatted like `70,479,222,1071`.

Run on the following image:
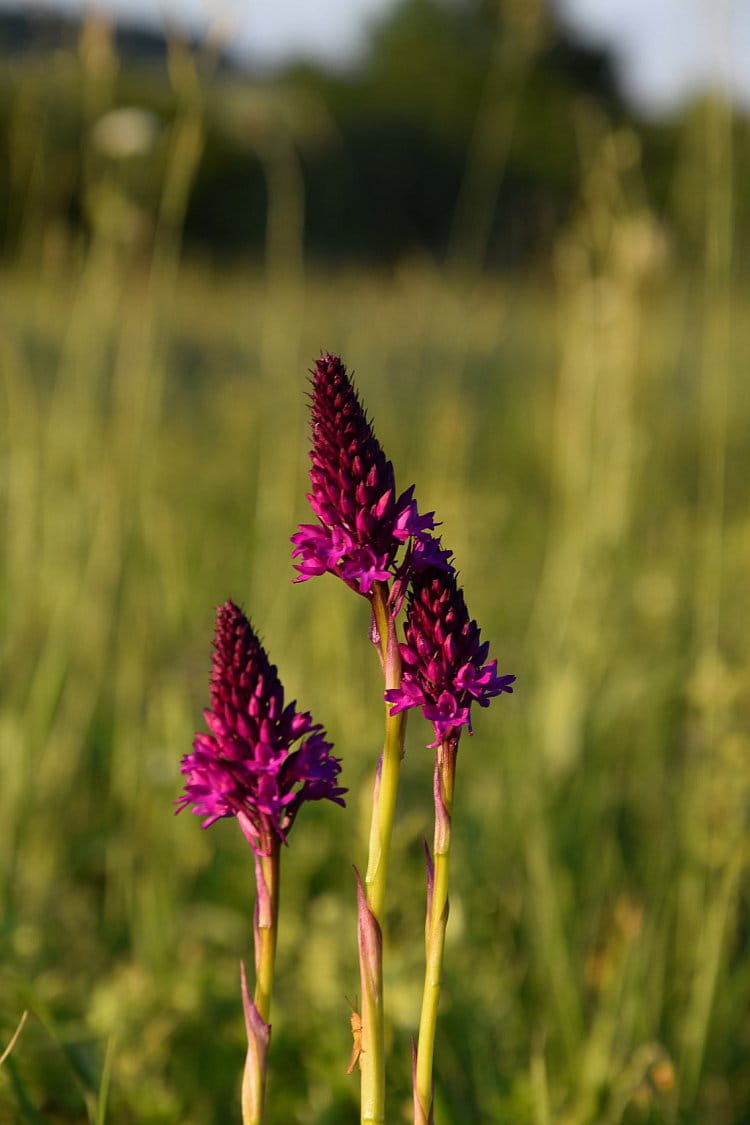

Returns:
91,107,161,159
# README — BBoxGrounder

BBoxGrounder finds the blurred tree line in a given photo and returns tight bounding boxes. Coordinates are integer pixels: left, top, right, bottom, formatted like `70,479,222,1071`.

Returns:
1,0,749,270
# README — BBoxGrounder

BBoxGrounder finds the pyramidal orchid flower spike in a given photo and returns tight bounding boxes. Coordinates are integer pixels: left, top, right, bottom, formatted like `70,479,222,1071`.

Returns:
176,600,345,853
291,353,439,597
385,564,515,749
177,600,345,1125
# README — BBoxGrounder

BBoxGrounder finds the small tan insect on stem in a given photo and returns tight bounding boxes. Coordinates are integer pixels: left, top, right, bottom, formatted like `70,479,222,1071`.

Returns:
345,997,363,1075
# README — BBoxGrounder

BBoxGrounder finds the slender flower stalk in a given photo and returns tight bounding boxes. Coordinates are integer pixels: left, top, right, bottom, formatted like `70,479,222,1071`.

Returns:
177,601,345,1125
366,581,406,920
414,737,456,1124
355,866,384,1124
251,848,280,1025
385,566,515,1121
240,845,280,1125
292,355,444,1122
353,579,407,1122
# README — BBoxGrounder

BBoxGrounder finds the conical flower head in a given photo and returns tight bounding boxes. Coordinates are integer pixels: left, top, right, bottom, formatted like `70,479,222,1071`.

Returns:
176,601,345,854
291,354,436,596
385,566,515,747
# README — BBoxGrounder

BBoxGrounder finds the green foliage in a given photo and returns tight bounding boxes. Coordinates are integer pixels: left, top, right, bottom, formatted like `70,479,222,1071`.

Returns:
1,13,749,1125
2,1,748,269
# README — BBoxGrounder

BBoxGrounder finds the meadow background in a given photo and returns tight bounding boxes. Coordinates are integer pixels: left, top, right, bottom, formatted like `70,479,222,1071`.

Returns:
1,2,749,1122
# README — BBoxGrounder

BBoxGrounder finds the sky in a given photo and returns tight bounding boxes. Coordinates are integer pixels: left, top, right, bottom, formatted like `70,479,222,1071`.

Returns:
555,0,750,116
5,0,750,117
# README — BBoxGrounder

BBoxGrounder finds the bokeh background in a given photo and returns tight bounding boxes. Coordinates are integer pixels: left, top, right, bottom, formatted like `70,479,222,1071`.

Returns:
1,1,748,1121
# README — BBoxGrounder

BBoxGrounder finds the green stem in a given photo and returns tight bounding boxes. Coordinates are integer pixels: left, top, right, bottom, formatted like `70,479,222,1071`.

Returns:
415,738,458,1122
254,847,280,1024
366,582,406,916
360,581,407,1124
242,841,280,1125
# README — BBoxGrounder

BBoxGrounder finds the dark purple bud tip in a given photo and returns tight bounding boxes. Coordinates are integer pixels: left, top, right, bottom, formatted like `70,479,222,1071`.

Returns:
291,354,436,596
384,567,515,747
176,601,346,854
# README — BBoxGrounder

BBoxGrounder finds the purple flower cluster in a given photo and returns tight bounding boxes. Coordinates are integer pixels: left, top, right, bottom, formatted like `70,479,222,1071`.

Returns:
291,354,438,596
385,566,516,747
176,601,345,854
289,352,514,744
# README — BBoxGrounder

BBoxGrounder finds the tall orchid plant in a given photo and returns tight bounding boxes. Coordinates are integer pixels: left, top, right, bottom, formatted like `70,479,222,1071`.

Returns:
176,601,345,1124
177,356,514,1124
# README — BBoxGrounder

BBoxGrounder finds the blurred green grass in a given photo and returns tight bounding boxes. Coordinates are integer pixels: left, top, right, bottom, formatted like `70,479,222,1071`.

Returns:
1,53,749,1125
